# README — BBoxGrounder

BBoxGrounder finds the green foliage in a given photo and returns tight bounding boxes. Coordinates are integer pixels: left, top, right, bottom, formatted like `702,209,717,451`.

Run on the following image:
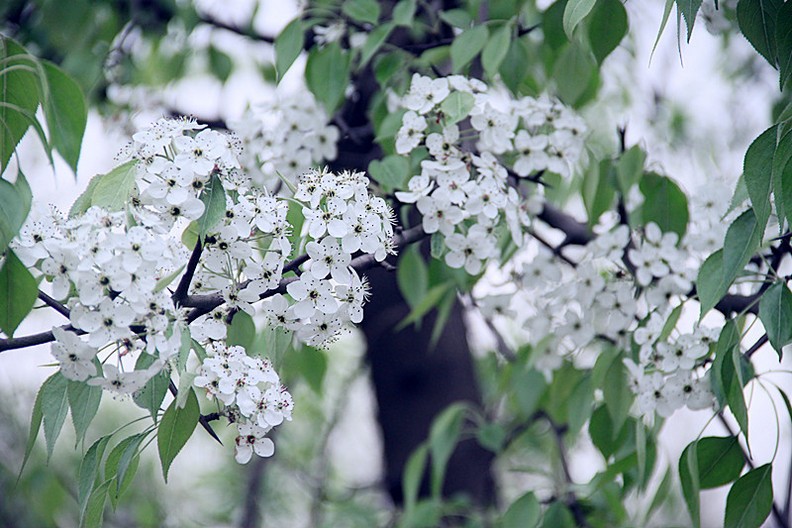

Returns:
724,464,773,528
428,403,466,497
368,155,410,191
157,388,199,481
742,125,776,231
133,353,171,422
737,0,781,68
40,371,70,461
305,43,351,114
588,0,628,64
500,491,540,528
638,172,689,237
0,171,32,255
0,249,37,337
275,18,304,81
67,380,102,447
758,282,792,358
197,172,227,239
87,160,139,213
451,26,489,73
562,0,597,39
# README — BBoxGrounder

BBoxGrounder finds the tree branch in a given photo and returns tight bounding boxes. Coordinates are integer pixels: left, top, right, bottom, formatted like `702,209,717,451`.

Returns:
37,291,71,319
173,239,203,304
196,13,275,44
168,381,222,445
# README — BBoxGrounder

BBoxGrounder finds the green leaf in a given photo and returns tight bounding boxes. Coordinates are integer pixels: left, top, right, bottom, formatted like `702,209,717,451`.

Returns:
774,129,792,229
451,25,489,73
133,353,170,422
227,310,256,350
553,43,598,107
208,46,233,82
69,172,103,217
651,0,677,60
482,22,513,79
588,0,628,64
342,0,381,25
603,352,631,435
616,145,646,193
694,436,746,489
41,61,87,172
639,172,689,238
392,0,417,26
0,172,32,255
40,371,69,460
440,9,473,29
397,282,451,330
440,91,475,124
20,378,44,477
68,380,102,447
0,39,42,173
758,282,792,358
153,264,186,294
778,2,792,88
359,23,394,68
736,0,781,67
107,434,146,504
397,245,429,308
90,160,138,212
501,491,540,528
0,249,37,338
676,0,703,41
659,303,684,341
275,18,303,82
428,403,466,497
541,502,576,528
512,368,547,417
80,479,110,528
714,321,751,439
499,37,531,94
197,172,226,239
722,208,763,291
743,125,777,231
696,249,725,317
403,443,429,513
368,155,410,191
563,0,597,39
305,43,351,114
589,404,625,459
157,387,199,481
583,159,616,227
724,464,773,528
680,440,702,528
78,435,111,513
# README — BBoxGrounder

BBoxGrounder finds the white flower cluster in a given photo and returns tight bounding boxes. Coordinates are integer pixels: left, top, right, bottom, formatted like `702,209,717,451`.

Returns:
627,315,716,417
229,91,339,189
194,343,293,463
475,212,716,422
14,205,187,390
257,167,392,347
394,74,586,274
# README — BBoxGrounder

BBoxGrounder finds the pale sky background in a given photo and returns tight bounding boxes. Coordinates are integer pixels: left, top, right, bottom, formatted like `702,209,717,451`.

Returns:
1,1,789,526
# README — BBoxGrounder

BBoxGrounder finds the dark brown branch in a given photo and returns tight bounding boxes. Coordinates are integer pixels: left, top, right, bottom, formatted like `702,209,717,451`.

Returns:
196,13,275,43
0,324,84,352
37,291,71,319
745,333,769,359
173,239,203,304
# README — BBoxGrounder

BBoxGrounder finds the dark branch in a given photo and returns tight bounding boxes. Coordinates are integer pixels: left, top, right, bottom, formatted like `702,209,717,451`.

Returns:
168,381,223,445
173,240,203,304
37,291,71,319
196,13,275,44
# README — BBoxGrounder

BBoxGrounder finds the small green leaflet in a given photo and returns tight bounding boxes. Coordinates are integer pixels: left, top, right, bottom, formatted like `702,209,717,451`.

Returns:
41,61,87,173
450,25,489,73
482,22,513,79
736,0,781,68
501,491,540,528
90,160,139,212
0,171,32,254
676,0,703,42
439,91,475,124
275,18,303,82
428,403,466,497
197,173,226,239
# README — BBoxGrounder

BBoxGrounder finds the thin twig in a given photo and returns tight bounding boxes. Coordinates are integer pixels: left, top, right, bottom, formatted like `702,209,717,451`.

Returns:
37,291,71,319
